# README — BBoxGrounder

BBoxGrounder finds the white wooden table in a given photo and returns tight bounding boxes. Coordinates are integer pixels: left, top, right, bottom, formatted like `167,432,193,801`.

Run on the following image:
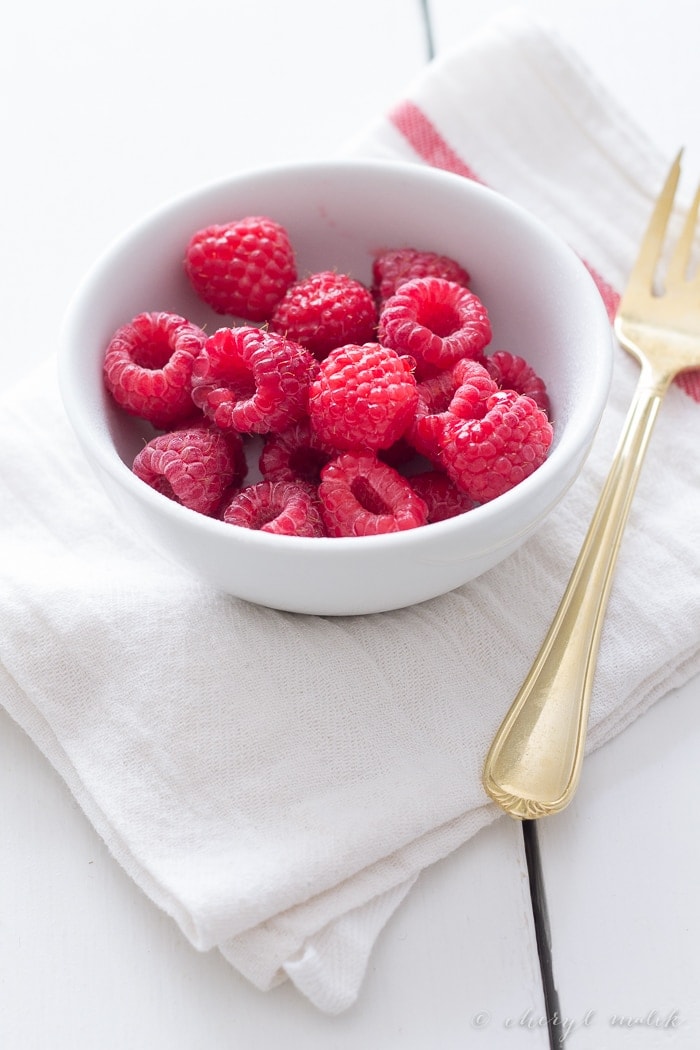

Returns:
1,2,698,1047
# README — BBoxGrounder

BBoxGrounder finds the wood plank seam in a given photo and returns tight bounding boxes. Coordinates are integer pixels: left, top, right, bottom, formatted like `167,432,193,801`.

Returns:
523,821,566,1049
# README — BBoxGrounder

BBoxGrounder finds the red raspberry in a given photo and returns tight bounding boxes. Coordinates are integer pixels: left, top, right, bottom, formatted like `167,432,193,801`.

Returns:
270,271,377,359
405,369,460,462
222,480,325,537
184,216,296,321
485,350,550,413
103,311,205,428
318,452,428,536
409,470,476,522
309,342,418,452
436,390,554,503
448,358,500,419
132,425,246,516
372,247,470,303
415,367,462,414
259,419,334,485
407,358,497,459
378,276,492,370
191,326,317,435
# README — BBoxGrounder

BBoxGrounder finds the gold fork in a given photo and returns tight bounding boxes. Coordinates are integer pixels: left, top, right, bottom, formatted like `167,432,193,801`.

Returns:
482,151,700,819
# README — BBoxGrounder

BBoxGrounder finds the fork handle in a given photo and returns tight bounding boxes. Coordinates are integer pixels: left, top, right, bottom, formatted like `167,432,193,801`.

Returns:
482,366,673,819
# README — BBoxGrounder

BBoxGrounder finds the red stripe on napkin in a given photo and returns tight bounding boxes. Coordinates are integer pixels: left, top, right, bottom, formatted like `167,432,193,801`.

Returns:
581,262,620,323
677,371,700,400
388,101,484,183
389,100,618,312
389,100,700,403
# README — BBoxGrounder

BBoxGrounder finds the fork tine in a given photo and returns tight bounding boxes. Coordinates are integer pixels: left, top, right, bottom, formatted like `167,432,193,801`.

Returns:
626,150,683,295
667,178,700,286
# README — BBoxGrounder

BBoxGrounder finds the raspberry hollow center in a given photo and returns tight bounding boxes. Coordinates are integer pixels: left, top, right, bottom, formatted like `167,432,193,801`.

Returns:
133,333,173,370
417,301,460,337
351,476,391,515
221,364,256,400
250,506,282,530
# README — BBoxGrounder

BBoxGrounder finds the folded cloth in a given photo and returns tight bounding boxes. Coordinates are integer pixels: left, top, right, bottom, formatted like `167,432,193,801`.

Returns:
2,7,700,1015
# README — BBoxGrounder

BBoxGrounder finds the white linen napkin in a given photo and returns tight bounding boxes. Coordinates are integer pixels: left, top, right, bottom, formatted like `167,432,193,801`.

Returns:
2,8,699,1015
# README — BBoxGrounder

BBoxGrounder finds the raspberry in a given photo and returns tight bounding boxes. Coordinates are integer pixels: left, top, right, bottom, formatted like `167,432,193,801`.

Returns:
259,419,334,485
485,350,550,413
103,311,205,428
318,452,428,536
132,425,247,516
191,326,317,434
405,369,460,461
110,222,558,538
437,390,554,503
184,216,296,321
378,276,492,369
407,358,497,459
372,247,470,303
270,271,377,359
222,480,325,537
415,367,462,416
308,342,418,451
448,358,500,420
409,470,476,522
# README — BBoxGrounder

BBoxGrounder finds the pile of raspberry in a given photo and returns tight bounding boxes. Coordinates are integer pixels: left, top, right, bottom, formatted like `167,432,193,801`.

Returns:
103,215,553,538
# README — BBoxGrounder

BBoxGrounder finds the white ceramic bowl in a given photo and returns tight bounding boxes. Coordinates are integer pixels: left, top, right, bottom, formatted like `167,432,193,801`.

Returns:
58,159,613,615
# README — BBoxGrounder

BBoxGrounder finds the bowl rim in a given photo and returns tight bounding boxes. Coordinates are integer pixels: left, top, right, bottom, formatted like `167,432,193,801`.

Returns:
58,157,614,555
